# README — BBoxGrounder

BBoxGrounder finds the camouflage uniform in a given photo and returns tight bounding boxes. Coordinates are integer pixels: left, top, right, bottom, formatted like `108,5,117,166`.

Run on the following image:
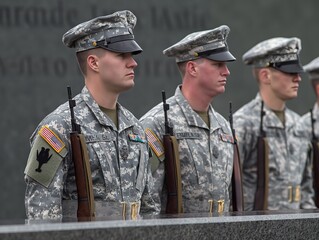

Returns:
24,87,159,219
233,94,314,210
298,105,319,140
24,10,159,220
140,86,234,213
297,57,319,208
140,25,235,213
234,37,315,211
298,56,319,141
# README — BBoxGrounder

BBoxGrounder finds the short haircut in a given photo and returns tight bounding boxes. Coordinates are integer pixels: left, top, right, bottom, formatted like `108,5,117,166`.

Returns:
76,48,105,76
177,58,204,77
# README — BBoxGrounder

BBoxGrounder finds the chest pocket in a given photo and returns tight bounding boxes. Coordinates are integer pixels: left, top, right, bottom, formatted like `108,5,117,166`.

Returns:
176,132,209,185
86,133,118,194
127,137,148,193
265,128,290,175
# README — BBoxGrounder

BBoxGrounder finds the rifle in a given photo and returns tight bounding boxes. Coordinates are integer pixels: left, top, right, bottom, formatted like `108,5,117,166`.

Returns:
229,102,244,211
162,90,183,214
253,101,269,210
310,108,319,207
67,86,95,221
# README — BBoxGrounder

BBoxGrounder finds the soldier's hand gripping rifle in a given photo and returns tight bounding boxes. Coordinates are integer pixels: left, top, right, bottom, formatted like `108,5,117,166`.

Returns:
67,86,95,221
310,109,319,207
162,91,183,214
253,101,269,210
229,102,244,211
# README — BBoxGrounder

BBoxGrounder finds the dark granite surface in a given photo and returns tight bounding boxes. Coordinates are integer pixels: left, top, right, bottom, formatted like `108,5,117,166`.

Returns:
1,210,319,240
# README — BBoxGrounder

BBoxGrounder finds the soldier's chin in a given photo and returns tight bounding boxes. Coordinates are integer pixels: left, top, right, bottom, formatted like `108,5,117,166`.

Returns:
121,81,135,92
285,93,298,100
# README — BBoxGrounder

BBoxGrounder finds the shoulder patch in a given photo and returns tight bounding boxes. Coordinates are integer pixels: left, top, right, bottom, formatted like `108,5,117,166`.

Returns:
24,130,66,188
145,128,164,158
39,126,65,153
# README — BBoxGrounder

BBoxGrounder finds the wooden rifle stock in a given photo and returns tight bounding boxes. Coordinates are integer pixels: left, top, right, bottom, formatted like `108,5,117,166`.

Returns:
163,135,183,213
162,91,183,214
231,144,244,211
253,101,269,210
254,137,269,210
67,86,95,221
229,102,244,211
310,109,319,207
70,134,95,220
311,140,319,208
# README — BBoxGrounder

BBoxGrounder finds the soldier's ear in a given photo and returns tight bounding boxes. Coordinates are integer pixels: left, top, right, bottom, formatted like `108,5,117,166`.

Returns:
259,68,271,85
186,61,197,76
87,55,99,72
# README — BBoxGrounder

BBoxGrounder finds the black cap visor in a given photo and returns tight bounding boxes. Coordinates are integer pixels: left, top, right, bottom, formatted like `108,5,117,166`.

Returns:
199,47,236,62
97,35,142,55
270,60,304,74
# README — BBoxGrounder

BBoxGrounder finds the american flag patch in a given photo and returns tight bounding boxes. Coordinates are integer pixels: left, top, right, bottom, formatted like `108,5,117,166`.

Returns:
145,128,164,158
39,126,65,153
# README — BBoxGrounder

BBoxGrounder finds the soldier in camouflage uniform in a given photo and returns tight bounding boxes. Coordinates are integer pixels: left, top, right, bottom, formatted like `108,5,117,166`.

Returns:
140,26,236,213
298,57,319,139
297,57,319,208
233,37,315,211
24,10,159,220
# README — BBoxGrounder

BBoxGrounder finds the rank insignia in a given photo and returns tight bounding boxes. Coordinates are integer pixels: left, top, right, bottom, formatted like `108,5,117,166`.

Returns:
212,145,219,159
120,145,129,160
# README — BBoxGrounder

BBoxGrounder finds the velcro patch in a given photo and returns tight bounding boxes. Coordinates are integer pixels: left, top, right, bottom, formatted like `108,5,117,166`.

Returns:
128,133,146,143
39,126,65,153
219,133,234,143
24,133,65,188
145,128,164,158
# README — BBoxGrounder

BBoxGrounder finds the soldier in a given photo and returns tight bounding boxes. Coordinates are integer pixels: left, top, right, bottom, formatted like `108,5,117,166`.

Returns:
298,57,319,139
140,25,236,213
24,10,159,220
233,37,315,210
297,57,319,208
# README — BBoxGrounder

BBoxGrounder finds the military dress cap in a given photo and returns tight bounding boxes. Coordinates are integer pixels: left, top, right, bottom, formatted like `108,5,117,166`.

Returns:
303,57,319,79
62,10,142,54
163,25,236,63
242,37,303,74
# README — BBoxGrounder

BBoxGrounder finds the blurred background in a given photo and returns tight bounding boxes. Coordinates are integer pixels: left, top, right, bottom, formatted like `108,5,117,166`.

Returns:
1,0,318,220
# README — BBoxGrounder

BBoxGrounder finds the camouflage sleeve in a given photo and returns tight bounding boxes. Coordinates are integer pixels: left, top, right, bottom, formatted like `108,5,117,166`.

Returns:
24,117,70,219
140,151,161,214
300,142,316,209
233,115,256,166
24,166,65,219
140,115,166,213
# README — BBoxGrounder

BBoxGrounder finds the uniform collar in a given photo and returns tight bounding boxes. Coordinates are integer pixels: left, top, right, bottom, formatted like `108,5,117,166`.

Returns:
80,86,135,132
255,93,295,129
174,85,223,132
